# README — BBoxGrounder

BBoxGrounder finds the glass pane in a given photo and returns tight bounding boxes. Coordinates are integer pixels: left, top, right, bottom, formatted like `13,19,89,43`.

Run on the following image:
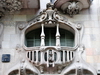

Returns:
25,28,41,47
51,39,55,46
60,28,74,47
35,39,41,46
45,28,56,46
66,39,74,47
25,27,74,47
61,33,66,46
45,39,49,46
27,39,34,47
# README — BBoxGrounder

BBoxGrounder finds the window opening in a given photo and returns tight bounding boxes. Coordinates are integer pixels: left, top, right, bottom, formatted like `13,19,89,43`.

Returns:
25,27,74,47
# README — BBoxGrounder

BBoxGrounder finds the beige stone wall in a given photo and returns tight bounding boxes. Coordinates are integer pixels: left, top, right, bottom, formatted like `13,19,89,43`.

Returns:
0,0,100,74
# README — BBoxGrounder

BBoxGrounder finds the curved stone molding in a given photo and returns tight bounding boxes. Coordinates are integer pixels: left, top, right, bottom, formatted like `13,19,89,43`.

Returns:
6,59,39,75
54,0,93,17
61,45,97,75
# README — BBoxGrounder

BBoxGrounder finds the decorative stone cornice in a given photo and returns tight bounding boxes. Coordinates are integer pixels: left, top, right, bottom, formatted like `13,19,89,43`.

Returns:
54,0,93,17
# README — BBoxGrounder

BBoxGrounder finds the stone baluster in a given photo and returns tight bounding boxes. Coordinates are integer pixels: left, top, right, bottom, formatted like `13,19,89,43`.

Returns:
63,50,65,63
52,50,54,61
67,51,69,62
70,51,72,61
57,52,61,63
40,23,45,47
36,50,38,63
32,51,34,62
47,50,49,67
41,52,44,64
56,23,60,47
52,50,55,67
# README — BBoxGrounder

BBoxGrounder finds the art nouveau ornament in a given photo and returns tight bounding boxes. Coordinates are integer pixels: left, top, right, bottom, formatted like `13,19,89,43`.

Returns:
1,0,22,12
61,1,83,17
0,0,22,19
7,3,97,75
54,0,93,17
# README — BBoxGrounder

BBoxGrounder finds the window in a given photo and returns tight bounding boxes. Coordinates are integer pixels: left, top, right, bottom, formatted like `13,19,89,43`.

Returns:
25,27,74,47
45,28,56,46
50,0,55,3
25,28,41,47
60,28,74,47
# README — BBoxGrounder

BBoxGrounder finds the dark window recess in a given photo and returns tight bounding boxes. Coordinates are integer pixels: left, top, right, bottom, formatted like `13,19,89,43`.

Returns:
44,52,47,61
54,52,57,61
34,51,36,61
2,54,10,62
60,51,63,61
65,51,67,61
30,51,32,60
38,51,41,62
27,52,29,58
25,27,74,47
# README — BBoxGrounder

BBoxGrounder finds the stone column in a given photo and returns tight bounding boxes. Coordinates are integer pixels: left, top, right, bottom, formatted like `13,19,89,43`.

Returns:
40,23,45,47
56,23,60,47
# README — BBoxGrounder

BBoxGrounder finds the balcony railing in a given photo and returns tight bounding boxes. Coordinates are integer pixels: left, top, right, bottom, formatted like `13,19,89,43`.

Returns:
27,49,74,67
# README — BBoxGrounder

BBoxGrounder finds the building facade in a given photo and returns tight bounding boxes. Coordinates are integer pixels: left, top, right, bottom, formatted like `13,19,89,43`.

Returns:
0,0,100,75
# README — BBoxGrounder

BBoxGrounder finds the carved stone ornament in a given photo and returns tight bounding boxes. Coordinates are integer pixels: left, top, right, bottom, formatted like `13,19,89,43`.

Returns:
0,7,5,19
0,0,22,12
76,23,82,30
0,0,22,19
54,0,93,17
18,23,27,30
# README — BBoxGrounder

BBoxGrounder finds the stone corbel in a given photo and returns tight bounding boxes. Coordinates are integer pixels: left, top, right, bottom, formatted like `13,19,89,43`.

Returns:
54,0,93,17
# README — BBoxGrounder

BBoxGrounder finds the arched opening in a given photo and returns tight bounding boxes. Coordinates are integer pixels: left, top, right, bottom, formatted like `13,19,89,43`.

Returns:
83,69,93,75
64,69,93,75
8,70,19,75
8,69,38,75
25,27,74,47
25,28,41,47
65,69,76,75
26,69,38,75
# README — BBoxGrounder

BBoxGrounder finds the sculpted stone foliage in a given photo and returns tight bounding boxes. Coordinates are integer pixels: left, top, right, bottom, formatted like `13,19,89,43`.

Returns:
61,1,83,17
54,0,93,17
0,0,22,12
0,7,5,19
0,0,22,19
